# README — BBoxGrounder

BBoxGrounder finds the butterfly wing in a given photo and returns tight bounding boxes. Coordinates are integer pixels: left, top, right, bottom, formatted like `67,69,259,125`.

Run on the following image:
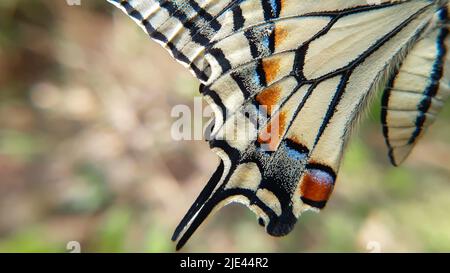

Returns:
382,8,450,165
107,0,236,82
108,0,448,250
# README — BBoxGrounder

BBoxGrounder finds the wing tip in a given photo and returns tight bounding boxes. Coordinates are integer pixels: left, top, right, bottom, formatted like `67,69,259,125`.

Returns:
388,145,414,167
170,161,227,250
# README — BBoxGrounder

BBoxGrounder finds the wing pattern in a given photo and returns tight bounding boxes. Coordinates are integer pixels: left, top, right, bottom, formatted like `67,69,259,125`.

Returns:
108,0,450,250
382,7,450,165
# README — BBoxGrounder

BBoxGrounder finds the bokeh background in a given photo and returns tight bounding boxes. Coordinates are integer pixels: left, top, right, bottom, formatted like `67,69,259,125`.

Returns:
0,0,449,253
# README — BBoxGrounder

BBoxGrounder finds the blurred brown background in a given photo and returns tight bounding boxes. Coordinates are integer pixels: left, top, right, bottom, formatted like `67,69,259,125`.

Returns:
0,0,449,252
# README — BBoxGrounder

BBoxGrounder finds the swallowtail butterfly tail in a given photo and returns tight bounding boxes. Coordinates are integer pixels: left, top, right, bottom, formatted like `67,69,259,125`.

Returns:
107,0,450,250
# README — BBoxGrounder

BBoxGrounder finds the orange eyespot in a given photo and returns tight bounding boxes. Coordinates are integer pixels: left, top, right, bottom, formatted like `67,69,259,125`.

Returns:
299,168,335,209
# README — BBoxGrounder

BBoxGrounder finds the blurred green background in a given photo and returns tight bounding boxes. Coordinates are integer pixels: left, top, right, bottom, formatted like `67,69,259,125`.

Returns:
0,0,449,252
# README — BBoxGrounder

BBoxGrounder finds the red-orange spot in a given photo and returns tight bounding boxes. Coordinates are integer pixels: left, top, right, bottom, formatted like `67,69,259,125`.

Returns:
299,169,335,204
255,85,281,115
262,57,281,84
257,111,287,151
